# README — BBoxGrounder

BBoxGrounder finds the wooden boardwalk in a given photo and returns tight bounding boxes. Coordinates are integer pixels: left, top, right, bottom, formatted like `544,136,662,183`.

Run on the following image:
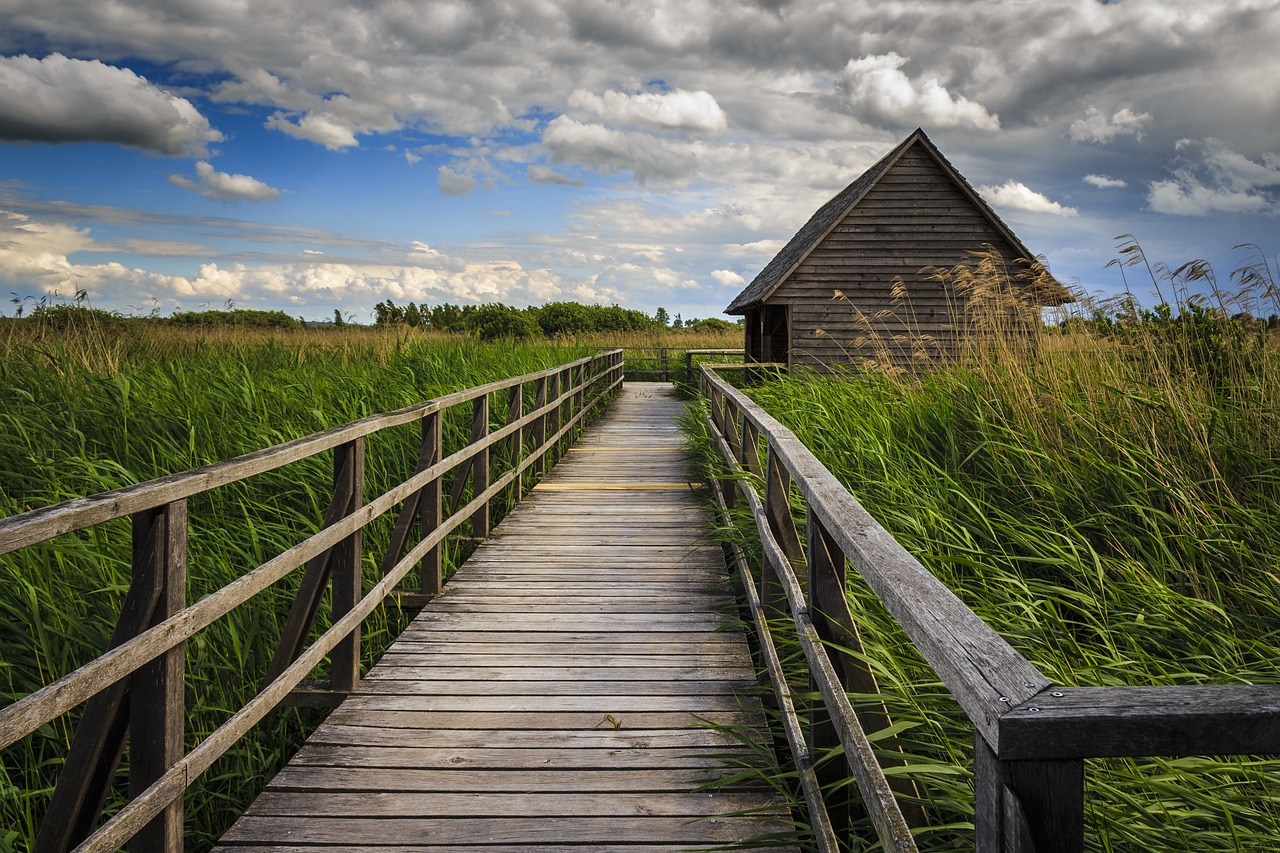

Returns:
215,383,794,852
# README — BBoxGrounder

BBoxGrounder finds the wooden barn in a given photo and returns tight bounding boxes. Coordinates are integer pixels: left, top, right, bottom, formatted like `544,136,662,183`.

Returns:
726,128,1070,370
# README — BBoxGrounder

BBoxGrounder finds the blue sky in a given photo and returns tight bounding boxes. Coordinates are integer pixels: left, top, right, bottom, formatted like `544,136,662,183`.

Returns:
1,0,1278,324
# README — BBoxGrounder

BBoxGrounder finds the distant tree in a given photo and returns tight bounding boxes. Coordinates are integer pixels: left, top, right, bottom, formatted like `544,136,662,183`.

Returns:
404,302,423,328
672,313,682,329
537,301,593,336
654,307,670,327
465,303,538,340
686,317,736,333
333,308,345,327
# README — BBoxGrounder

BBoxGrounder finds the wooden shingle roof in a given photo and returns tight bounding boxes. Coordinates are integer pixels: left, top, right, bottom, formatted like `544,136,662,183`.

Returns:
726,128,1063,314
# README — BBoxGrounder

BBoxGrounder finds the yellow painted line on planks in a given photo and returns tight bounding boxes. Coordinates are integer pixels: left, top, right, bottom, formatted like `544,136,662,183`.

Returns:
533,482,705,491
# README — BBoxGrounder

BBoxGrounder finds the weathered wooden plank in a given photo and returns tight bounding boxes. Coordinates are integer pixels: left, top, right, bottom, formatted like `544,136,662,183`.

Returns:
354,678,762,696
365,665,747,682
244,791,783,818
264,766,752,792
999,685,1280,759
285,743,745,770
215,382,790,851
332,693,756,712
219,815,791,846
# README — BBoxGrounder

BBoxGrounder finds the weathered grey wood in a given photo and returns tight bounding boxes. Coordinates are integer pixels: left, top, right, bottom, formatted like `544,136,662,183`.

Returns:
0,358,622,755
263,441,360,687
243,790,781,817
219,815,788,846
703,368,1049,748
532,375,547,477
708,469,841,853
265,766,747,792
214,383,792,851
33,511,170,853
329,439,364,693
999,685,1280,759
0,354,608,555
3,354,625,853
128,500,188,853
417,411,443,596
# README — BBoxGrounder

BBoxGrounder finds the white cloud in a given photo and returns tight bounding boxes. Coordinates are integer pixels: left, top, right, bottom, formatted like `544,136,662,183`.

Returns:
1069,107,1152,144
438,165,479,196
1083,174,1128,189
266,111,360,149
711,269,745,287
404,151,422,165
1147,138,1280,216
978,180,1078,217
837,53,999,131
527,164,585,186
567,88,729,133
169,161,281,202
0,53,222,155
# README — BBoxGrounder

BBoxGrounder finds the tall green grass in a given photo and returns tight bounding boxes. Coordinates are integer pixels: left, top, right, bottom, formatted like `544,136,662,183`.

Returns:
0,319,593,851
693,247,1280,850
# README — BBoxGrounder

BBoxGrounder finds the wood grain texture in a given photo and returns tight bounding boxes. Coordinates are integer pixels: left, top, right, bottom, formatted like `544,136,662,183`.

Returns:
217,382,796,851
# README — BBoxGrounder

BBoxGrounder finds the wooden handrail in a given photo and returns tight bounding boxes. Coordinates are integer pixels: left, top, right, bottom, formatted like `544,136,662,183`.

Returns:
697,364,1280,853
0,348,624,853
0,355,604,556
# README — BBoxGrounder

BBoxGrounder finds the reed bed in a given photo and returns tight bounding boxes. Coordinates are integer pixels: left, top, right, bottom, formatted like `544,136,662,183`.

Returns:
0,319,593,851
690,246,1280,850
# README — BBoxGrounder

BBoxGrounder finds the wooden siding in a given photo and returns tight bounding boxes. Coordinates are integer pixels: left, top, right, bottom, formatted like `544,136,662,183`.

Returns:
769,145,1038,369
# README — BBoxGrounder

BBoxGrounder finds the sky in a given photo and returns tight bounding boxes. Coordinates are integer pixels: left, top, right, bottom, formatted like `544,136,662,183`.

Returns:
1,0,1278,325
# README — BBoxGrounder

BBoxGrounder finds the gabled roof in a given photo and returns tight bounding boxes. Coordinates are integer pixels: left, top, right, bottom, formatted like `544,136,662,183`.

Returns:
726,128,1058,314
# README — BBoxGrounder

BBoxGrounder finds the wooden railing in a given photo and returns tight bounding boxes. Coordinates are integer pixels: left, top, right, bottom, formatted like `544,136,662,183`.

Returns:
697,364,1280,853
0,349,623,853
614,347,741,383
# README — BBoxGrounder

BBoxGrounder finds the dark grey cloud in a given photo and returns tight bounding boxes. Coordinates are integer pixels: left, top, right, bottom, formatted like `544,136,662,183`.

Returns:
0,53,222,154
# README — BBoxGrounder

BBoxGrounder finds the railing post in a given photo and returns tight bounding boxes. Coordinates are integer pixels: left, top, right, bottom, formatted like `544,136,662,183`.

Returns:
739,416,763,480
329,437,364,693
533,376,548,478
36,503,190,853
764,447,806,582
720,401,740,511
128,500,188,853
660,347,669,381
546,371,561,464
974,733,1083,853
685,350,694,385
506,383,524,507
420,412,443,597
470,395,491,538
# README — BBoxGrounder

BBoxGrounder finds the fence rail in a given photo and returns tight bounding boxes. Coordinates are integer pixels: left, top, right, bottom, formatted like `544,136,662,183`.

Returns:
612,347,741,383
0,349,623,853
697,364,1280,853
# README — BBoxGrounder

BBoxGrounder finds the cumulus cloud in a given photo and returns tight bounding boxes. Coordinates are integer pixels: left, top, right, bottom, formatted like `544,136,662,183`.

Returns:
0,207,582,313
567,88,729,133
266,111,360,149
0,53,222,155
527,164,585,186
1083,174,1128,189
978,180,1078,217
169,161,281,202
1147,138,1280,216
837,53,999,131
710,269,745,287
1069,107,1152,144
438,165,479,196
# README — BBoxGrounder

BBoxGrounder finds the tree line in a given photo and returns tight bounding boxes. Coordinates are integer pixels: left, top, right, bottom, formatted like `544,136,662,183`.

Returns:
372,299,738,340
